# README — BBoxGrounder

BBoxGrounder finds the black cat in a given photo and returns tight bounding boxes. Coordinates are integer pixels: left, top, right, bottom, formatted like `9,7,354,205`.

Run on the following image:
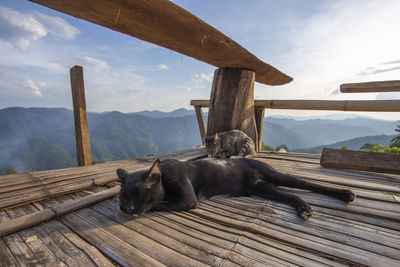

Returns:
117,158,355,219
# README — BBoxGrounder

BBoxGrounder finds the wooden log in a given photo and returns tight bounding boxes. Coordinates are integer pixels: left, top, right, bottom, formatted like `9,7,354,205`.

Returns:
70,65,92,166
255,99,400,111
207,68,258,149
190,99,211,107
29,0,291,86
254,107,265,152
0,186,120,237
340,80,400,93
194,106,207,145
321,148,400,174
191,99,400,112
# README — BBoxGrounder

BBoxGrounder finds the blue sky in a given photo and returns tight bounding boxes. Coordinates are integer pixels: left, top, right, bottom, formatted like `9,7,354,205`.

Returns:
0,0,399,120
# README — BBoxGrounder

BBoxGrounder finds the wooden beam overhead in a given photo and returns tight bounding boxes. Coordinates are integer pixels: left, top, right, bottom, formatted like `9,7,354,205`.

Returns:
29,0,292,86
340,80,400,93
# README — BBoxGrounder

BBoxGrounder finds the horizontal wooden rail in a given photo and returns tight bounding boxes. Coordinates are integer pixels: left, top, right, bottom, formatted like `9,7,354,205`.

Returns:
340,80,400,93
0,186,120,237
190,99,400,112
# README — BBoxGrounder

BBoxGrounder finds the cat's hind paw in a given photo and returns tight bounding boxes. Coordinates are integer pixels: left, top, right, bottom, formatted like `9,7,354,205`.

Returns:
297,204,313,220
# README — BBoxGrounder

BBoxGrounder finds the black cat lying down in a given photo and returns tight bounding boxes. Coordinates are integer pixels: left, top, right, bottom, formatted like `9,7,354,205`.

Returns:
117,158,355,219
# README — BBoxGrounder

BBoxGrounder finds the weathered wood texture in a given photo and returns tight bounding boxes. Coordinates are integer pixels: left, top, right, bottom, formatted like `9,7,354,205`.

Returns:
321,148,400,174
1,195,115,266
194,106,207,145
341,80,400,93
254,107,265,152
2,152,400,266
191,99,400,111
70,65,92,166
0,147,207,210
29,0,291,86
0,186,120,237
207,68,258,149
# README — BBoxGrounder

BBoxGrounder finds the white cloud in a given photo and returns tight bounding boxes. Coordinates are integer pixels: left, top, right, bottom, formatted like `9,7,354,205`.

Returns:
24,79,43,97
191,72,213,89
34,12,80,40
177,85,192,91
357,60,400,76
0,5,79,51
157,64,169,70
274,0,400,101
80,56,109,72
194,73,213,82
0,5,47,51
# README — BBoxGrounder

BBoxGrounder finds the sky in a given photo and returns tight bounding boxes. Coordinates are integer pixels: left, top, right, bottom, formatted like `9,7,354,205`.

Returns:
0,0,399,120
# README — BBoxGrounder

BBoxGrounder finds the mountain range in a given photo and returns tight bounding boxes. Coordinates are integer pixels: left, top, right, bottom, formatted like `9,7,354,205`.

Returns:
0,107,398,173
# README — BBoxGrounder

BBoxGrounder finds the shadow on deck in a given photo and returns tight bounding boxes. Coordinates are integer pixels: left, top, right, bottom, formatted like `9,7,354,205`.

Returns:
1,148,399,266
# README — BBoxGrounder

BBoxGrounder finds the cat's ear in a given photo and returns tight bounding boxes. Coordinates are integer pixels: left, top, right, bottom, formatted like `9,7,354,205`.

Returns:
117,168,128,183
143,159,161,187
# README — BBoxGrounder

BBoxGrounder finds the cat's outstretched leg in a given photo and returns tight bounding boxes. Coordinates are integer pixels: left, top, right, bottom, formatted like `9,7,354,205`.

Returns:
255,164,356,203
252,181,313,219
270,172,356,203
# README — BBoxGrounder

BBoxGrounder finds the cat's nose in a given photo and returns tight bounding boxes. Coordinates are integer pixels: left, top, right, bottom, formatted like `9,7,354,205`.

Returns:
120,205,135,214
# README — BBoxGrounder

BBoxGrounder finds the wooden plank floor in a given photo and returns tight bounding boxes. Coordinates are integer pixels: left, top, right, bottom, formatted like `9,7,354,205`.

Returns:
1,149,400,266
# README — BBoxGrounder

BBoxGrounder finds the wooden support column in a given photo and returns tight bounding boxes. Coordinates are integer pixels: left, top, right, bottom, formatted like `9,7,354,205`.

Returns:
194,106,207,145
70,65,92,166
207,68,258,149
254,107,265,152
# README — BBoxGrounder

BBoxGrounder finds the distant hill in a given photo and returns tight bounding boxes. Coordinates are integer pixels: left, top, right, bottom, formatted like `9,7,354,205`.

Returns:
294,135,397,154
0,107,201,173
262,121,314,149
263,117,397,149
0,107,398,173
131,108,195,118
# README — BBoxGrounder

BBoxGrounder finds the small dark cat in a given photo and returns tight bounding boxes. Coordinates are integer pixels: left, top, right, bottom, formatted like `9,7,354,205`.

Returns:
205,130,256,158
117,158,355,219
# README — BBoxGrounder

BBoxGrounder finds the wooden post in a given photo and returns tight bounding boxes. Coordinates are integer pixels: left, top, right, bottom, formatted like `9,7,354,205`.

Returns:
194,106,207,145
207,68,258,149
254,107,265,152
70,65,92,166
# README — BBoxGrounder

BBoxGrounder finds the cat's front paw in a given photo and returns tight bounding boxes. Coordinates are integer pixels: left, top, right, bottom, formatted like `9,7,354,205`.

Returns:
152,202,169,211
340,190,356,203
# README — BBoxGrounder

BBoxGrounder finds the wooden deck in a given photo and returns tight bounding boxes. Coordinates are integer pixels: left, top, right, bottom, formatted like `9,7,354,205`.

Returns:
1,148,400,266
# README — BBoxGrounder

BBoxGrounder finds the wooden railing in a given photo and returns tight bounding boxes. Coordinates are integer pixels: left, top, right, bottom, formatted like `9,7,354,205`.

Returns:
191,99,400,111
340,80,400,93
190,99,400,151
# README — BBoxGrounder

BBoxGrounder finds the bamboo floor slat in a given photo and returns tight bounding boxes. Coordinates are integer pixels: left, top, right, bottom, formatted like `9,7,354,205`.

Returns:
1,150,400,266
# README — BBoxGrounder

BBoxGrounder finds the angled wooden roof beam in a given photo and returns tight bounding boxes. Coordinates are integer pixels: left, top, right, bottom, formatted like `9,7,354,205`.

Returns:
29,0,292,86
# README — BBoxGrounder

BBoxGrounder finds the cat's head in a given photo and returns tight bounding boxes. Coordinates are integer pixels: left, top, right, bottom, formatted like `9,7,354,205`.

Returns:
117,159,165,216
205,133,220,157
